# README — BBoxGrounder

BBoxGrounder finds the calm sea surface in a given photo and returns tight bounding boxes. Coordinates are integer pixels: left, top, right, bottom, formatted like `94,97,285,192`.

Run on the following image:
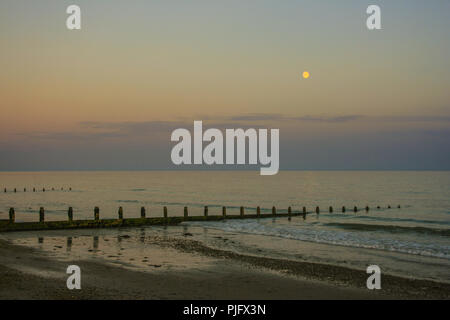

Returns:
1,171,449,282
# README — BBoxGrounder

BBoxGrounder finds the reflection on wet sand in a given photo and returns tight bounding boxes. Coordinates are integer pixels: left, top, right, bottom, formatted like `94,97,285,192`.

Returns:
66,236,72,252
93,236,99,250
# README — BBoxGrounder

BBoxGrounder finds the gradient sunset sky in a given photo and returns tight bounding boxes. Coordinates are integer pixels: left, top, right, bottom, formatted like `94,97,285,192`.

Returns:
1,0,449,170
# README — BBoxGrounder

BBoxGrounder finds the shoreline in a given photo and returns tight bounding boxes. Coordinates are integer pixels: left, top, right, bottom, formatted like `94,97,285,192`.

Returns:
162,236,450,299
1,234,449,300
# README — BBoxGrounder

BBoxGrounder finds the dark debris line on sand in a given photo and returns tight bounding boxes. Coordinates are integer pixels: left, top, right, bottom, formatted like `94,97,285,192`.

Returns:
150,236,450,300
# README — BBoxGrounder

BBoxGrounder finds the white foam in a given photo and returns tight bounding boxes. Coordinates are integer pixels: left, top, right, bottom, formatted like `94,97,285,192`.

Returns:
184,220,450,260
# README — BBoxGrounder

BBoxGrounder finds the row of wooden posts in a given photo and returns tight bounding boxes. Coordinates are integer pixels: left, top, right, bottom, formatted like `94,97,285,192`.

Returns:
6,204,401,223
3,187,71,193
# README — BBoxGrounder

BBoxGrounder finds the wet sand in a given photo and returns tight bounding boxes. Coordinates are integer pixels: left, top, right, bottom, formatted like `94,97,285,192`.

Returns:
0,237,448,300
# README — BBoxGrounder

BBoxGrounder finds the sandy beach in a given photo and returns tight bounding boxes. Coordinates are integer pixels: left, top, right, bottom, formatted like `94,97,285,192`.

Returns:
0,232,448,300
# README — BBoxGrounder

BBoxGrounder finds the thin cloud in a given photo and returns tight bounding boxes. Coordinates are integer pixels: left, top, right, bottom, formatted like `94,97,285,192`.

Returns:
376,115,450,122
16,114,450,142
228,113,286,121
226,113,450,123
227,113,365,122
292,115,364,122
80,120,185,133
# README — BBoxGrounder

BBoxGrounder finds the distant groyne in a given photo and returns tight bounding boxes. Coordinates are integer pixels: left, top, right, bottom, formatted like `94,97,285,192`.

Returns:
3,187,71,193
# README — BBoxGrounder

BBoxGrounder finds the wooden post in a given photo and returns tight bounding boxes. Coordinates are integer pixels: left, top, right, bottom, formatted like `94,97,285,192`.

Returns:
365,206,369,212
272,206,276,215
141,207,146,218
94,207,100,221
204,206,208,217
163,206,168,219
329,206,333,213
303,207,306,214
3,188,5,193
33,187,35,192
24,188,26,192
68,207,73,222
118,206,123,220
342,206,346,213
184,206,189,219
377,206,380,209
222,206,226,217
316,206,320,214
288,206,292,217
14,188,16,193
354,206,358,213
397,205,401,209
388,205,391,209
9,208,15,223
240,206,244,217
39,207,45,222
257,206,261,217
43,188,45,192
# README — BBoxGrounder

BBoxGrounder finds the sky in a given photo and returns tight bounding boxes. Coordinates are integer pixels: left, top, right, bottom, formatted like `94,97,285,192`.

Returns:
0,0,449,170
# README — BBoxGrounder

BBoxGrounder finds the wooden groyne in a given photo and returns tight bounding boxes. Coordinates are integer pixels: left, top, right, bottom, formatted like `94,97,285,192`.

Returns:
3,187,72,193
0,205,401,233
0,206,298,232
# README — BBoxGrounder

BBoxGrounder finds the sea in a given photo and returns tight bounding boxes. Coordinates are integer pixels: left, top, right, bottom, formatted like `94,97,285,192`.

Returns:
1,171,449,283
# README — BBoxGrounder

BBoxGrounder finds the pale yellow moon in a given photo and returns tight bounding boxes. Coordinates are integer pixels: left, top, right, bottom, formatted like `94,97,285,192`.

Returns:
302,71,310,79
